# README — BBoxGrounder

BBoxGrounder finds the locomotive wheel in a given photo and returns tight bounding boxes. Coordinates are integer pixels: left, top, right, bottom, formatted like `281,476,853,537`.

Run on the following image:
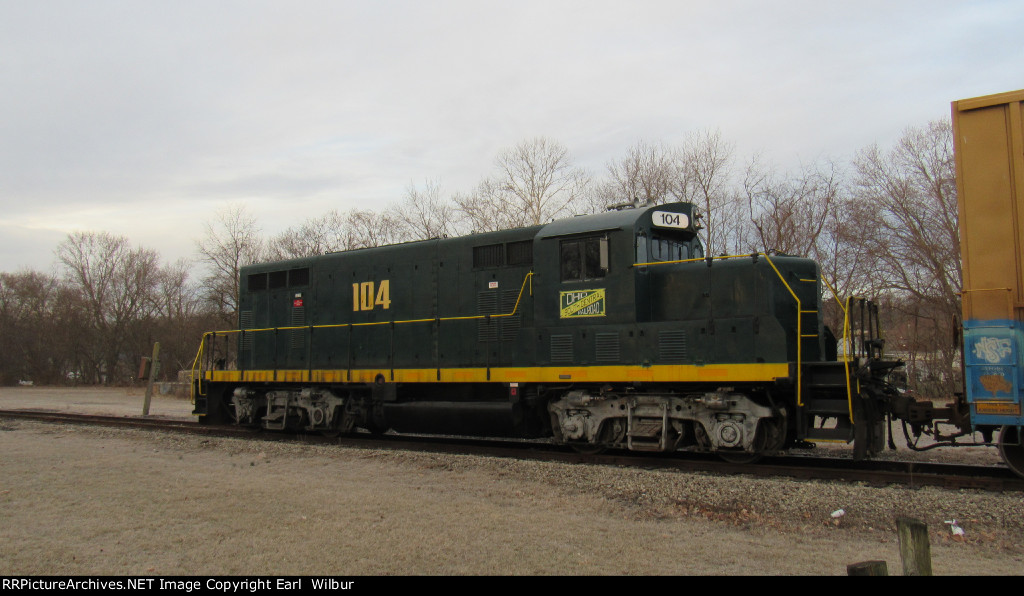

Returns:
717,434,767,464
997,426,1024,478
716,418,782,465
321,402,358,438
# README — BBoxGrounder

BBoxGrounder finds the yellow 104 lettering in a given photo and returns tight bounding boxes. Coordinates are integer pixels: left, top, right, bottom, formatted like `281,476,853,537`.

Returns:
352,280,392,311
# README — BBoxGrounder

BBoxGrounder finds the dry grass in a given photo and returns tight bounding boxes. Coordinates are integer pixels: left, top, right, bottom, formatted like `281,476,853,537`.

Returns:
1,386,1022,575
2,420,1022,576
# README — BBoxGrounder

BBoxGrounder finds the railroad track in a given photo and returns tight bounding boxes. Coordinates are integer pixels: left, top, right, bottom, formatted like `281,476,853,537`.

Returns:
3,408,1022,492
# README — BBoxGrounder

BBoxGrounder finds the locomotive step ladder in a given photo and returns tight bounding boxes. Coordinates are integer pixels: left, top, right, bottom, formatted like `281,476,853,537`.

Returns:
262,394,290,430
799,361,857,442
802,396,855,442
626,401,669,451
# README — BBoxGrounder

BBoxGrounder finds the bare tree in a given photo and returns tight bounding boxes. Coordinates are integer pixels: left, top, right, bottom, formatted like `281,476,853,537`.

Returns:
454,179,520,233
457,137,591,231
853,120,960,310
267,191,449,264
813,193,885,307
852,120,960,396
598,140,679,208
675,129,737,255
150,259,215,376
344,208,408,249
742,158,841,258
0,270,78,385
196,204,264,326
267,210,350,260
396,179,459,240
56,232,161,384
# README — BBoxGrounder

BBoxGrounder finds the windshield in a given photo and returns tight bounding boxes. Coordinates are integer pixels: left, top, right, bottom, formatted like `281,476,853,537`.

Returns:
650,232,703,262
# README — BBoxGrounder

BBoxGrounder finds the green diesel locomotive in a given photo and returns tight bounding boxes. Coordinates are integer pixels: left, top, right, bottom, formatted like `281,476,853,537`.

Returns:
192,201,905,462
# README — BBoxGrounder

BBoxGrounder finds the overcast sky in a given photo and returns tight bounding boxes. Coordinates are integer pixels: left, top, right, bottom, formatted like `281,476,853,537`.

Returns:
1,0,1020,273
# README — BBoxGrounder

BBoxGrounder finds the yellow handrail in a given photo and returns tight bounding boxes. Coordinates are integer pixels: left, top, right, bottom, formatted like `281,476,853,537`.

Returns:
821,278,855,424
761,254,804,406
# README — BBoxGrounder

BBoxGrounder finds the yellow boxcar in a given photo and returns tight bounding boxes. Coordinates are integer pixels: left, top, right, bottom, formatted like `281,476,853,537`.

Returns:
952,89,1024,473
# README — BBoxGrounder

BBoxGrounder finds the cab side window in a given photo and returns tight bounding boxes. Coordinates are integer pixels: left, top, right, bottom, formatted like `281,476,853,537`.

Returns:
560,236,608,282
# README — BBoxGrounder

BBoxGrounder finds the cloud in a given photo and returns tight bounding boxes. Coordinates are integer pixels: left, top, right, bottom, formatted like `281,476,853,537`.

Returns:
1,0,1021,272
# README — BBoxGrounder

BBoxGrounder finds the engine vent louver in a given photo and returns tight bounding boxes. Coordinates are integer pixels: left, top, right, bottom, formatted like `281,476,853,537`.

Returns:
240,311,254,351
595,333,620,362
659,330,688,362
500,289,520,341
478,289,521,342
239,310,254,368
477,291,498,342
550,334,574,362
290,306,306,350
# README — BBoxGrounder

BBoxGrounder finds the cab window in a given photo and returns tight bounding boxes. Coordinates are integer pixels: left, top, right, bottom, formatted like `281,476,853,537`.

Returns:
650,233,692,262
560,236,609,282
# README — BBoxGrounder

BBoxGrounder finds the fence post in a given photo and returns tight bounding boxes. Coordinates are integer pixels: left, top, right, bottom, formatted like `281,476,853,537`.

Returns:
897,517,932,576
142,342,160,416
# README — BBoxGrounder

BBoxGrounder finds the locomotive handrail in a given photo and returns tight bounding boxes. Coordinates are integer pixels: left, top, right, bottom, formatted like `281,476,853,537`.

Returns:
760,254,806,407
819,277,858,424
189,272,535,402
632,253,752,268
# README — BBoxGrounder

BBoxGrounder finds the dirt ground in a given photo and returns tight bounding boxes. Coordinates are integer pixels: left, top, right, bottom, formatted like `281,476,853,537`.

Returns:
1,386,1022,576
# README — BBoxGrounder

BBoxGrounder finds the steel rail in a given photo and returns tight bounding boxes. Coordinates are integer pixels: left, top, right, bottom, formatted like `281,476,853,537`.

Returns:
2,409,1021,492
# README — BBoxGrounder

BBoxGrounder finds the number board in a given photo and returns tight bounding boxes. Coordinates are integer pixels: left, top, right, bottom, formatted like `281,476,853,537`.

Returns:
652,210,689,229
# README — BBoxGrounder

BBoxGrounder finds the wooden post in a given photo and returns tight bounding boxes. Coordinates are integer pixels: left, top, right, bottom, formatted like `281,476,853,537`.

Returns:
142,342,160,416
897,517,932,576
847,560,888,576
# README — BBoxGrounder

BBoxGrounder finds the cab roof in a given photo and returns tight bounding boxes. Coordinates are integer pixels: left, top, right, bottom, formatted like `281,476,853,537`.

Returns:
537,202,694,239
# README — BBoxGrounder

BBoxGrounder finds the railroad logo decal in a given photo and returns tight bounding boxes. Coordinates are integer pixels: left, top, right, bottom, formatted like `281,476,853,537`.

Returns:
560,289,606,319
